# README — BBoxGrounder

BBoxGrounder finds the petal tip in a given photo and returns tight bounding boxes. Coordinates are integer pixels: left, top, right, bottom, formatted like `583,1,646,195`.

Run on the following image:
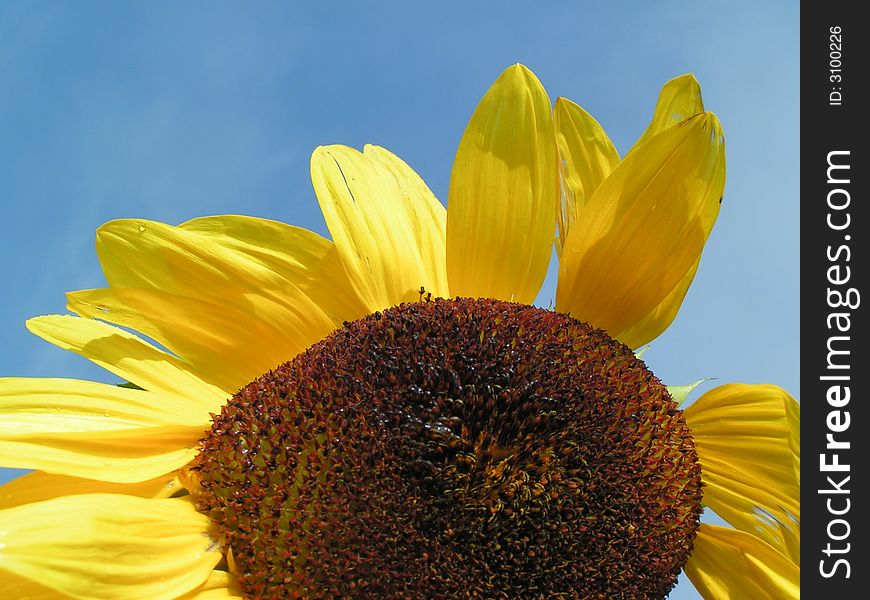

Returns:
497,63,544,90
24,314,69,334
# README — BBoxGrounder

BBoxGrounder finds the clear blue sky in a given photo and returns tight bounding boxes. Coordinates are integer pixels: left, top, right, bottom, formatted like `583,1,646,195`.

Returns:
0,2,798,598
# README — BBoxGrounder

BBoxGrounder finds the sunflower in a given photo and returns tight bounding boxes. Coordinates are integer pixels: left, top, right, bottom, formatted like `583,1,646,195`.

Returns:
0,65,799,599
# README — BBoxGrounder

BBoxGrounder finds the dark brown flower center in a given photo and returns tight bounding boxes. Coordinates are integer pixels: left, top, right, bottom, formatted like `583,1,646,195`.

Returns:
193,298,702,599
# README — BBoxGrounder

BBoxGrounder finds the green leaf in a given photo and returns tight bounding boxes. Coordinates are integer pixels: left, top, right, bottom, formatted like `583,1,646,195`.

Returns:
667,378,713,407
117,381,144,391
634,345,651,360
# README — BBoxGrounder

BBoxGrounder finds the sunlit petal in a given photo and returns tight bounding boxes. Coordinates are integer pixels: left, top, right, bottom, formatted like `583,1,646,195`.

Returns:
685,384,800,563
0,495,221,600
685,524,799,600
556,113,725,346
446,64,557,303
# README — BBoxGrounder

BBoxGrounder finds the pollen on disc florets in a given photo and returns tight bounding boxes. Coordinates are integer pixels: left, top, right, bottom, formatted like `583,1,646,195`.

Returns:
192,298,703,599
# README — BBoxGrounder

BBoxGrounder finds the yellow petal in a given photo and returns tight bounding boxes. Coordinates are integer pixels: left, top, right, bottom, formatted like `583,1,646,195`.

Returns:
616,257,700,347
310,144,448,311
556,113,725,345
0,377,209,429
446,64,557,303
67,287,308,394
178,570,243,599
27,315,226,415
0,471,182,510
554,97,620,258
685,524,799,600
96,218,335,356
613,75,707,344
685,384,800,564
180,215,369,326
0,495,221,600
628,73,705,155
0,568,60,599
363,145,450,298
560,76,710,346
0,378,206,482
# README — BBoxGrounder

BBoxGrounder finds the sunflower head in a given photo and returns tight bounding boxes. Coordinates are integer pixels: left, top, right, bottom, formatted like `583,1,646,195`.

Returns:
193,298,703,598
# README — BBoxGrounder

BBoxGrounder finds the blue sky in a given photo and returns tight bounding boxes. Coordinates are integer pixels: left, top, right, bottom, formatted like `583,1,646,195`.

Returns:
0,2,798,598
